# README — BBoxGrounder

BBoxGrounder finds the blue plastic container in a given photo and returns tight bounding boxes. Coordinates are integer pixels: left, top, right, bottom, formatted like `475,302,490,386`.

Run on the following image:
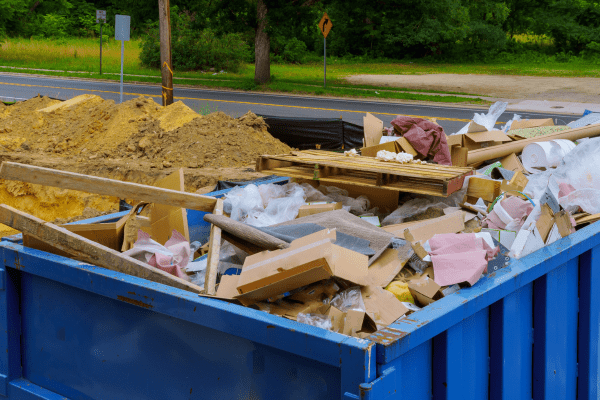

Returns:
1,180,599,399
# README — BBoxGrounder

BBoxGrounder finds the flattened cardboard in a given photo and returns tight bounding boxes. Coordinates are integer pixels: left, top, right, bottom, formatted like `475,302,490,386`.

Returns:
216,275,241,298
363,113,384,147
368,248,405,287
343,309,365,336
235,229,368,306
404,211,465,243
297,202,342,218
510,118,554,131
499,153,526,173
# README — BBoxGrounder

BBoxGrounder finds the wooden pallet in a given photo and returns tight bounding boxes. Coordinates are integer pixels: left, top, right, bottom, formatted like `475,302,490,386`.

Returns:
256,151,473,197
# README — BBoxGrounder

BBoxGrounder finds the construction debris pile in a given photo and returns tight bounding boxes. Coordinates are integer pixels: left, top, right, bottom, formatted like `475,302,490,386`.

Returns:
3,97,600,339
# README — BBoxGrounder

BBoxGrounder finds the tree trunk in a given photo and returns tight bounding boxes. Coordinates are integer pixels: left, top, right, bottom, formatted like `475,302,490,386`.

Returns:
254,0,270,85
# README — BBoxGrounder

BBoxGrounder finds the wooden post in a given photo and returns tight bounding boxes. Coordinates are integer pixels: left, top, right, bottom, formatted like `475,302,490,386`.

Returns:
158,0,173,106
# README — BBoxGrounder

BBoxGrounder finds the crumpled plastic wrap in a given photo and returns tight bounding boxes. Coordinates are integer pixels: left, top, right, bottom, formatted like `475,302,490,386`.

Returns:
376,150,414,164
452,101,507,135
501,114,522,133
330,287,366,312
549,137,600,214
122,229,190,280
297,313,333,330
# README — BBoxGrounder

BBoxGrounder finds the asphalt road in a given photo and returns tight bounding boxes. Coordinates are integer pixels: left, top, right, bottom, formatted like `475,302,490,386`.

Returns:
0,73,580,134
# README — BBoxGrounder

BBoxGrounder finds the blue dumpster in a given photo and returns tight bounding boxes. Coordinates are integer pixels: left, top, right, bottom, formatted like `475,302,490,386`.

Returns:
0,180,599,399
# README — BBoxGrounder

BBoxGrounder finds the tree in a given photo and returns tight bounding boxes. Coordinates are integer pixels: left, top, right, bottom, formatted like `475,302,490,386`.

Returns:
254,0,270,84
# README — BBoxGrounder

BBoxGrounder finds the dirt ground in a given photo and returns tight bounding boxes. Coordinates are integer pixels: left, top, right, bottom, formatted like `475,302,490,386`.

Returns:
345,74,600,103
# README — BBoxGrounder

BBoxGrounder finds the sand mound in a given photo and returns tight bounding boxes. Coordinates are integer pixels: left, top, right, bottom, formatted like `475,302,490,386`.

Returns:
1,94,290,168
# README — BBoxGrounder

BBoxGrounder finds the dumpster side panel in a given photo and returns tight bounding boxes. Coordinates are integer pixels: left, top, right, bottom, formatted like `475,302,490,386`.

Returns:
578,247,600,400
0,268,21,397
19,271,342,400
533,258,579,400
489,283,533,400
432,308,489,400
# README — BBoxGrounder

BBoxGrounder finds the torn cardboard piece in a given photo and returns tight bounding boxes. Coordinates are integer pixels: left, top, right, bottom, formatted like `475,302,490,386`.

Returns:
360,137,417,158
499,153,526,173
367,248,405,287
235,229,368,306
510,118,554,131
363,113,384,147
407,275,443,307
501,171,529,193
403,211,465,243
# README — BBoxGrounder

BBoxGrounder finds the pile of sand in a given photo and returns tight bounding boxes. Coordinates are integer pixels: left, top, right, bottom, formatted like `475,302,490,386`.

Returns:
0,94,291,168
0,95,290,233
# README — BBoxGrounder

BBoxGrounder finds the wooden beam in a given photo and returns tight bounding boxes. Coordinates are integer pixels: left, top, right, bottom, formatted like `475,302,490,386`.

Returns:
0,205,203,294
158,0,173,106
0,162,216,212
204,199,223,295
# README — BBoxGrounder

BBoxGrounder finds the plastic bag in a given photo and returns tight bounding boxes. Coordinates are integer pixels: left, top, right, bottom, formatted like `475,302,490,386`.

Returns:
330,287,366,312
550,137,600,213
473,101,508,131
223,184,263,222
501,114,522,133
320,186,370,215
297,313,332,330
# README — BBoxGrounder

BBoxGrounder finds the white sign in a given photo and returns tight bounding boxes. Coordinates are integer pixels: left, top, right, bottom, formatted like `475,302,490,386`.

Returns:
96,10,106,23
115,15,131,41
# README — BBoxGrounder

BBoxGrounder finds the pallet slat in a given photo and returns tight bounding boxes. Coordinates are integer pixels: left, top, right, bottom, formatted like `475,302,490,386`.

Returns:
257,151,473,197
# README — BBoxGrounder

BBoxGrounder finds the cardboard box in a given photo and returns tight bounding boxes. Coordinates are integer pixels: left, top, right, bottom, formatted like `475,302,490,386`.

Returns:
235,229,368,306
499,153,525,173
367,248,405,287
360,137,417,158
297,202,342,218
446,129,512,152
467,177,502,203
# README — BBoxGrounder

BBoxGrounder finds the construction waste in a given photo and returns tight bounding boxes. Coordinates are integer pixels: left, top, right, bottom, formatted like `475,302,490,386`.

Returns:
4,98,600,340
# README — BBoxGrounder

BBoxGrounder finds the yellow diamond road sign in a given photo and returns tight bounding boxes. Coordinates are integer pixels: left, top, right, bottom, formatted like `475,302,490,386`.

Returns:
319,13,332,38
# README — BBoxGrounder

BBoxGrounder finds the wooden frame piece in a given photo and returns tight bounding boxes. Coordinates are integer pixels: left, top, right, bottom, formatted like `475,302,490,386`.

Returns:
204,199,224,295
0,204,203,294
0,162,217,212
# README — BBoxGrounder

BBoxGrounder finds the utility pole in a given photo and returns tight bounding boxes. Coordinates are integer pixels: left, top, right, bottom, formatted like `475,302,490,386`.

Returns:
158,0,173,106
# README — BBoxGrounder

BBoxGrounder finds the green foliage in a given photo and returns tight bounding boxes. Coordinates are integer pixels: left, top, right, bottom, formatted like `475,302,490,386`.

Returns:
139,10,250,73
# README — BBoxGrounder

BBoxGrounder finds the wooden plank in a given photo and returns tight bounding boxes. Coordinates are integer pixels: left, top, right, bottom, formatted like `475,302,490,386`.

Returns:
0,162,217,212
204,199,223,295
0,204,203,294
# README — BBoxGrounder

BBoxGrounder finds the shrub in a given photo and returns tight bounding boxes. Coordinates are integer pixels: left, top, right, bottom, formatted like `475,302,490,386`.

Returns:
139,11,249,73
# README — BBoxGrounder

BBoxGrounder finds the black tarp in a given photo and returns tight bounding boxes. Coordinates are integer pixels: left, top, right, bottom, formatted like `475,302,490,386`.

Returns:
258,115,364,150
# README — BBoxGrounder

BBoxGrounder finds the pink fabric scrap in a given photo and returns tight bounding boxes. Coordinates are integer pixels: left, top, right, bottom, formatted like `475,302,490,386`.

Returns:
483,196,533,230
559,182,576,198
390,116,452,165
429,233,499,286
431,250,488,287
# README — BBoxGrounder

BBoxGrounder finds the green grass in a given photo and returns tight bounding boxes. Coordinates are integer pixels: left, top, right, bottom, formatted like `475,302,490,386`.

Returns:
5,36,600,105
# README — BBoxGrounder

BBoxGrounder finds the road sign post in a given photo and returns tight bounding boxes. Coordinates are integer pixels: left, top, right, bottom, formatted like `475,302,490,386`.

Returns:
115,15,131,104
318,13,332,88
96,10,106,75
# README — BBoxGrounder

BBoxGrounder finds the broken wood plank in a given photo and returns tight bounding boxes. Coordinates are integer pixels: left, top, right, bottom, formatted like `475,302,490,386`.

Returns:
0,204,203,294
203,214,290,251
204,199,223,295
0,162,217,212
